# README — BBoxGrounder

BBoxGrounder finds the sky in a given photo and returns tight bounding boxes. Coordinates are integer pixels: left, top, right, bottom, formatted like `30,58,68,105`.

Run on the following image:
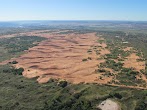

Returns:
0,0,147,21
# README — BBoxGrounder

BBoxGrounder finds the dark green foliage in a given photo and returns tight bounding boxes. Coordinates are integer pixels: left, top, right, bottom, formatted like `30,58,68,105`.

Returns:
124,33,147,60
97,39,104,44
14,68,24,75
71,100,92,110
96,69,106,73
58,30,74,34
0,36,45,52
1,65,24,75
135,101,147,110
10,60,18,64
105,53,118,59
145,69,147,75
110,92,122,99
140,69,145,74
137,58,145,62
87,50,92,53
96,30,146,87
121,67,132,73
88,57,92,60
115,67,145,86
121,67,139,75
100,60,124,71
1,64,147,110
58,81,68,88
103,71,114,77
82,59,88,62
101,31,147,78
0,36,46,62
73,92,83,99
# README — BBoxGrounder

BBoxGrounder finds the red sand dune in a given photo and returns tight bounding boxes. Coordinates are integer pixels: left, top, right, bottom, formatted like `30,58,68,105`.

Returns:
14,33,110,84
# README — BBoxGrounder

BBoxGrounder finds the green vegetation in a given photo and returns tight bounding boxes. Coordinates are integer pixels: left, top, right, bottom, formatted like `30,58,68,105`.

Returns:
58,80,68,88
0,64,147,110
82,58,88,62
96,68,106,73
100,60,124,71
96,31,147,87
116,68,146,86
104,37,132,59
96,29,147,72
1,24,147,110
58,30,74,34
1,64,24,75
97,39,105,44
0,36,46,62
9,60,18,64
87,49,92,53
82,57,92,62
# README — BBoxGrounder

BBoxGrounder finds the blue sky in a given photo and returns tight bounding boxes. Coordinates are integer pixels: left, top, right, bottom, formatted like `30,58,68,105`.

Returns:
0,0,147,21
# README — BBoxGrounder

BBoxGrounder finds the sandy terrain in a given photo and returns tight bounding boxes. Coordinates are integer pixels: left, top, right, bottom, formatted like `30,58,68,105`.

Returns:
13,32,111,84
123,47,132,51
1,31,147,89
123,53,145,71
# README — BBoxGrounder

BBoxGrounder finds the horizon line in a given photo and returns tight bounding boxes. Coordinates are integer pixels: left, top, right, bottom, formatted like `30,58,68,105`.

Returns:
0,19,147,22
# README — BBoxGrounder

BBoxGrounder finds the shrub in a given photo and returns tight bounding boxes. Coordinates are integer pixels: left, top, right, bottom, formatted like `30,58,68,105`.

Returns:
14,68,24,75
121,67,132,73
72,100,92,110
87,50,92,53
129,70,139,75
82,59,87,62
2,67,13,73
58,80,68,88
87,57,92,60
96,69,106,73
2,65,24,75
11,60,18,64
145,69,147,75
73,92,83,99
110,92,122,99
99,76,103,80
135,101,146,110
